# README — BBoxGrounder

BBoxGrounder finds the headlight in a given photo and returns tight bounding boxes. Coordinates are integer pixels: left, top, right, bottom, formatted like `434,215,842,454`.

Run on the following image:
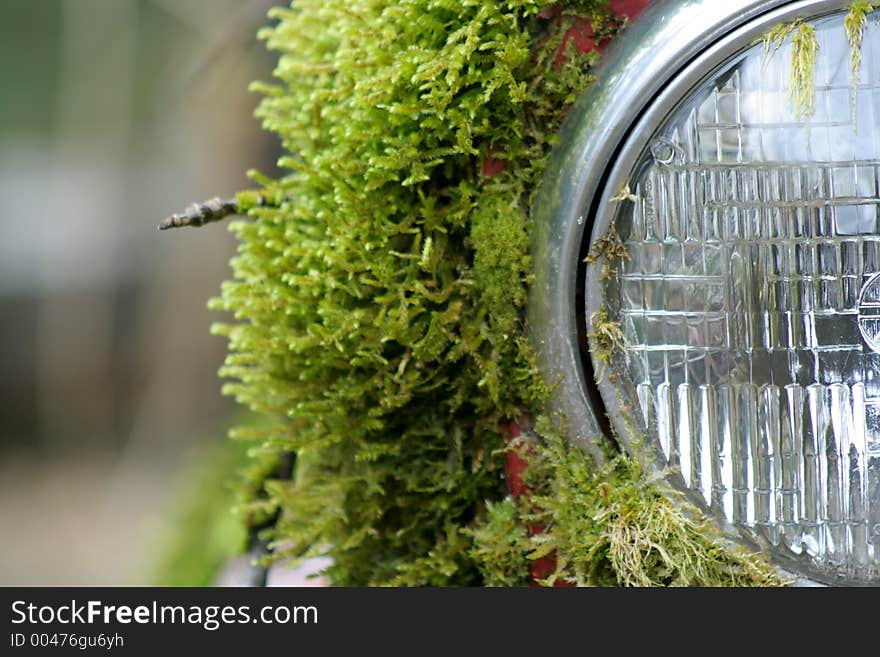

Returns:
531,0,880,585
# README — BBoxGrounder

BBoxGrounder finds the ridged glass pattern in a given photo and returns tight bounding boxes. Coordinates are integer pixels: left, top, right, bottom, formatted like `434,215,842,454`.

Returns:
607,12,880,582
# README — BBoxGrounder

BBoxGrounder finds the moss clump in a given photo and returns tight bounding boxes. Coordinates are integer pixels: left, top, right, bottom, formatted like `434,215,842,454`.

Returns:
512,430,789,587
468,497,531,587
469,434,788,587
789,23,819,120
210,1,786,586
759,20,819,120
584,222,630,282
845,2,877,122
759,21,798,58
587,305,628,377
213,0,618,586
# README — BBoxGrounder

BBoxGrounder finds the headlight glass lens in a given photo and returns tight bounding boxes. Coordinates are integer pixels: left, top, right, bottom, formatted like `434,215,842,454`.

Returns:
592,8,880,583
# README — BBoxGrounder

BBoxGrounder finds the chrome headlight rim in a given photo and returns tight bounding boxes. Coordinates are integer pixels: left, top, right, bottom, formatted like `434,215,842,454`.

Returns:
529,0,861,586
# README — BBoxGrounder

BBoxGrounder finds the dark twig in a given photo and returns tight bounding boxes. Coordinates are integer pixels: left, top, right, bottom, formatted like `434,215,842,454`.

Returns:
158,196,240,231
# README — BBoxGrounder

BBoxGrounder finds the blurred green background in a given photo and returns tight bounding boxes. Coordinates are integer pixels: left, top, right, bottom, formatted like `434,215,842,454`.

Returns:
0,0,278,584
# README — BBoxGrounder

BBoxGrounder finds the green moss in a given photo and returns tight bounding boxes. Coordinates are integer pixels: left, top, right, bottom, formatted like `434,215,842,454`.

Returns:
468,497,531,587
584,222,630,282
212,0,617,586
789,23,819,120
207,1,788,586
758,21,798,58
759,10,880,122
512,428,789,587
758,20,819,120
586,304,628,379
845,2,877,122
